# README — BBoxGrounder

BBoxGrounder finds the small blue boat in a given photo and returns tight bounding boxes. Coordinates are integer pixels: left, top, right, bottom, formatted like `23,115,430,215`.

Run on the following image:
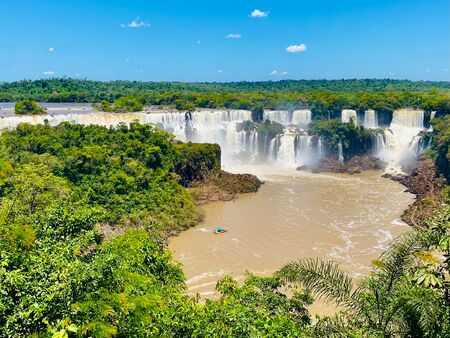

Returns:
214,227,227,234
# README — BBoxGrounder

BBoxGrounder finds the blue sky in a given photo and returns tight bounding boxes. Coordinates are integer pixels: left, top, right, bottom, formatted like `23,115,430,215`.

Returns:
1,0,449,82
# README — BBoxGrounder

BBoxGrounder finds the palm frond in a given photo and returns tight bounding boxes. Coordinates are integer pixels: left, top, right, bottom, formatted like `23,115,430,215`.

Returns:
277,258,357,308
394,282,445,336
375,229,439,291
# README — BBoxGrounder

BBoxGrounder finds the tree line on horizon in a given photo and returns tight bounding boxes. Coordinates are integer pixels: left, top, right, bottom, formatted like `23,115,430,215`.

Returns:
4,79,450,121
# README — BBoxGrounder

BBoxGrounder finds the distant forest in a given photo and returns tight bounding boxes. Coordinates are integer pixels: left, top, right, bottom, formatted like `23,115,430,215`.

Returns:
1,78,449,102
2,79,450,117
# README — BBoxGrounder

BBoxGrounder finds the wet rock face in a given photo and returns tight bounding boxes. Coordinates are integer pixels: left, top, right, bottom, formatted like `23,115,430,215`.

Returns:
383,159,446,197
306,155,385,174
311,158,347,173
383,158,447,227
296,165,308,171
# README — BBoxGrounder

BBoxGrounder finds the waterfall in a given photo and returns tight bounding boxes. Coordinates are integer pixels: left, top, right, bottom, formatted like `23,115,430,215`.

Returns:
291,109,312,128
0,110,254,166
377,109,425,172
295,135,313,166
341,109,357,124
267,136,279,162
430,111,436,121
0,106,428,171
0,112,148,131
249,131,259,158
428,111,437,132
372,133,387,157
277,133,297,168
294,135,324,167
338,140,344,165
409,135,431,157
364,110,378,129
263,110,290,125
391,109,424,129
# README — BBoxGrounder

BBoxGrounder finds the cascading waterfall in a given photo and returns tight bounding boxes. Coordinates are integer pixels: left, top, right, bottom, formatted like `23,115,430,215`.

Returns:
428,111,437,132
263,110,290,125
409,135,431,157
291,109,312,128
0,106,429,171
364,110,378,129
267,136,280,162
372,133,387,157
145,109,253,163
249,131,259,158
341,109,357,124
391,109,424,129
380,109,426,172
0,112,149,131
430,111,436,121
338,140,344,165
277,133,297,168
293,135,325,168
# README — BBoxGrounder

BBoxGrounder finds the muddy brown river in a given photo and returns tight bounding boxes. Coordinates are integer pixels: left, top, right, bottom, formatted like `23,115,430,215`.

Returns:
169,168,413,312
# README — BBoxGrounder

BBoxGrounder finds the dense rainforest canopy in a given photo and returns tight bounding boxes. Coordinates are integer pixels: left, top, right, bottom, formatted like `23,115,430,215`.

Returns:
1,79,450,117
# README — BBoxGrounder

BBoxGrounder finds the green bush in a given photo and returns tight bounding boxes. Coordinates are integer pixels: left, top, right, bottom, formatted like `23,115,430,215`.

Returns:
113,96,143,112
14,100,46,115
174,142,221,185
311,119,373,159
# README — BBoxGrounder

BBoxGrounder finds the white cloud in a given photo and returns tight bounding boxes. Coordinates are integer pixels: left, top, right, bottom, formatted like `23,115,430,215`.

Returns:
48,47,54,52
42,70,55,76
218,69,223,74
225,33,241,39
286,44,307,53
121,17,150,28
270,70,288,76
196,40,202,45
251,9,269,18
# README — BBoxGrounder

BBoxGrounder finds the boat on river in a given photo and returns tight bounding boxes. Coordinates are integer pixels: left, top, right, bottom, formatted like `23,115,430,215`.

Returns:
214,227,227,234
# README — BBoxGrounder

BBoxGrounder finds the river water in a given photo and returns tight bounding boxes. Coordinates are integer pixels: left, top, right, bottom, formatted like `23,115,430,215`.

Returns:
169,168,413,311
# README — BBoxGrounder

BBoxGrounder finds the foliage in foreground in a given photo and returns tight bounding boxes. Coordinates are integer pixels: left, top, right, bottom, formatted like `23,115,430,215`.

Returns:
278,208,450,337
429,115,450,181
0,123,312,337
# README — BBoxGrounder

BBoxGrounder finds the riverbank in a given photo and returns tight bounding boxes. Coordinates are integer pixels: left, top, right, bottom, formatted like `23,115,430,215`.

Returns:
383,158,447,227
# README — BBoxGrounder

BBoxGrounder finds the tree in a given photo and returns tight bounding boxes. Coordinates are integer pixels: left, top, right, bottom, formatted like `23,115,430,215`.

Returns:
113,96,143,112
251,104,264,122
14,100,46,115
